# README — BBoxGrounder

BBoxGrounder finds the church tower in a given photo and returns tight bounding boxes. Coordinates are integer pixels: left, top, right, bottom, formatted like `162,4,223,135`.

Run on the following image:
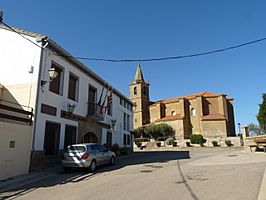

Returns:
130,64,150,128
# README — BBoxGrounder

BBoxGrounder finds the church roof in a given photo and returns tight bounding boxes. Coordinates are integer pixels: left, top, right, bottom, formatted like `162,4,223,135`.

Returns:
155,115,184,122
131,64,145,84
153,92,227,104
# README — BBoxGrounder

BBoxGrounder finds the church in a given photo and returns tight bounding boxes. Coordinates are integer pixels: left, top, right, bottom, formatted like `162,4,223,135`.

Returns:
129,64,236,140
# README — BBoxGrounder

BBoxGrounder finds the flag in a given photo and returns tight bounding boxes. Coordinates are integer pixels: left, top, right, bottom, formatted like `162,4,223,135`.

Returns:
98,83,105,106
104,89,113,113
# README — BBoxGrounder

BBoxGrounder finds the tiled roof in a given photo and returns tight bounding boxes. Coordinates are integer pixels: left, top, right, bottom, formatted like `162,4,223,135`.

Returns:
0,24,46,38
152,92,228,105
155,114,183,122
201,114,226,121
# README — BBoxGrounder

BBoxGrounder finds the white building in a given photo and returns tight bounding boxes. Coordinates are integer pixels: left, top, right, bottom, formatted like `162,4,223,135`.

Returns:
0,24,133,172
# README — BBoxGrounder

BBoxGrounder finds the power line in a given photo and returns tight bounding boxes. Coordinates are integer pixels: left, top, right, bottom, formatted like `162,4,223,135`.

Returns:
2,21,266,63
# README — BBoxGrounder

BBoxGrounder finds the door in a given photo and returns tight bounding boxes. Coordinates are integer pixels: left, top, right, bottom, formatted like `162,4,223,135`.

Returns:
44,122,61,155
64,125,77,150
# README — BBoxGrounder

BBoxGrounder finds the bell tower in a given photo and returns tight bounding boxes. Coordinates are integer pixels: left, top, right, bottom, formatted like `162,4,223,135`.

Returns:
130,64,150,128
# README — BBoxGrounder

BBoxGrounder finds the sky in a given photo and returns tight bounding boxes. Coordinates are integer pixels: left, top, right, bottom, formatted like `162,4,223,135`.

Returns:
1,1,266,127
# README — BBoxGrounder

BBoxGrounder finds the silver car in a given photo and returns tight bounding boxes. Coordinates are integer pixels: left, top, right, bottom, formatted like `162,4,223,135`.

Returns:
62,143,116,172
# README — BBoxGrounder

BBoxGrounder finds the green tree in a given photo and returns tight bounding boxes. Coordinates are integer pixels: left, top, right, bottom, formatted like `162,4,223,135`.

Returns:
144,123,174,139
257,93,266,132
133,127,145,138
247,123,262,136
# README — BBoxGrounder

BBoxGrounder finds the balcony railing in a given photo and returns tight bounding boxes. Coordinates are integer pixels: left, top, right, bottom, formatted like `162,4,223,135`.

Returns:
0,99,33,126
87,102,104,121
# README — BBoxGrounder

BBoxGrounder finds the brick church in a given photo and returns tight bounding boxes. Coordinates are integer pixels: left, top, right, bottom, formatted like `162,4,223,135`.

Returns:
129,64,236,140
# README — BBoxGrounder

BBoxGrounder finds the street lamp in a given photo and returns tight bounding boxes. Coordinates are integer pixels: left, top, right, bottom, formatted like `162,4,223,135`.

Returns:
40,68,58,91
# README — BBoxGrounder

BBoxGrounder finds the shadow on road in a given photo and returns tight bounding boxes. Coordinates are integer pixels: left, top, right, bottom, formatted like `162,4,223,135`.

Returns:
1,151,190,199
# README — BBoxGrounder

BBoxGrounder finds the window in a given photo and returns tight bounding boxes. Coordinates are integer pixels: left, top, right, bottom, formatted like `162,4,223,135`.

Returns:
88,86,97,115
107,102,112,116
191,108,196,116
120,98,123,106
143,87,146,96
123,134,127,146
68,73,78,101
127,135,130,146
123,113,127,131
171,111,176,116
49,63,63,95
134,87,137,95
127,115,130,131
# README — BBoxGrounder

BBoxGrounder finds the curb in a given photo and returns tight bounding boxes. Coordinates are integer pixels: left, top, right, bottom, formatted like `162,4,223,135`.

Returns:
0,172,57,193
258,167,266,200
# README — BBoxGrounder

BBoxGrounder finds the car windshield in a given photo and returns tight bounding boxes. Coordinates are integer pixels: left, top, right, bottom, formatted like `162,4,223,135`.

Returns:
67,145,86,153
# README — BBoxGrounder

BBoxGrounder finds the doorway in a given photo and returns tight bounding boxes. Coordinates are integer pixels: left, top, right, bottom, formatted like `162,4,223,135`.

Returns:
44,122,61,155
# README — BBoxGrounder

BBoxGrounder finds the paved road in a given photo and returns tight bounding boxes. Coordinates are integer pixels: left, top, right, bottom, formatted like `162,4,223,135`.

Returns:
1,150,266,200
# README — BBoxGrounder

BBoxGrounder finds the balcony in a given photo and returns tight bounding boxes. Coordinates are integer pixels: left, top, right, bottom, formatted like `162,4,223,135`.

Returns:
0,99,33,126
87,102,105,121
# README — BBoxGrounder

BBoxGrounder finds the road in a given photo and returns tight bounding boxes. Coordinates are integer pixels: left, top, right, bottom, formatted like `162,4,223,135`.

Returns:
1,149,266,200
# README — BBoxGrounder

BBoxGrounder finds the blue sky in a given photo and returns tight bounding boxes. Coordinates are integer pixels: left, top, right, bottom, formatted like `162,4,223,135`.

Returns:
1,1,266,127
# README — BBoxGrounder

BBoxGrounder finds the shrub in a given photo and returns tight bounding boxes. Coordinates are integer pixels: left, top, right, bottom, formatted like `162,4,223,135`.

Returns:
111,143,120,155
190,134,206,145
212,141,219,147
186,142,191,147
225,139,233,147
119,147,130,155
135,140,142,148
172,141,177,147
156,142,161,147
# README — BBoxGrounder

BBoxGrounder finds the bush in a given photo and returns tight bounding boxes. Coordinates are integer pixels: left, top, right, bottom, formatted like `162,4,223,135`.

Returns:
225,139,233,147
172,141,177,147
186,142,191,147
156,142,161,147
190,134,206,145
212,141,219,147
111,144,120,155
135,140,142,148
119,147,130,155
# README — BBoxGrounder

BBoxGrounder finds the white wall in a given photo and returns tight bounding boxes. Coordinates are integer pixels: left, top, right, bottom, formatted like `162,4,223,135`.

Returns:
35,50,133,150
0,121,32,180
0,28,41,105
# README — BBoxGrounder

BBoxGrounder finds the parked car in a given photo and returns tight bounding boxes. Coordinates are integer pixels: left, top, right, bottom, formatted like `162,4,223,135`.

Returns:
62,143,116,172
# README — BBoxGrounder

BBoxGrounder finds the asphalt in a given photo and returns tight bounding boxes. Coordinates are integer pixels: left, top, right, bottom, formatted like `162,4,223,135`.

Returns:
0,150,265,199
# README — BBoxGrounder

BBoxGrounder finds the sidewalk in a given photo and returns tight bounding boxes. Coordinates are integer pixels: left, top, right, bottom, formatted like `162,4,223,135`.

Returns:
0,166,60,193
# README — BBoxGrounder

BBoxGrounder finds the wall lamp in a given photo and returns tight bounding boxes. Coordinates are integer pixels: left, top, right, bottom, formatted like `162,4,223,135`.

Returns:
41,68,58,90
111,119,117,129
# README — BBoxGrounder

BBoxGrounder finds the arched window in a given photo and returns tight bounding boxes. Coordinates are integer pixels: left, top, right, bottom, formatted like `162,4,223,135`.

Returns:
191,108,196,116
134,87,137,95
171,111,176,116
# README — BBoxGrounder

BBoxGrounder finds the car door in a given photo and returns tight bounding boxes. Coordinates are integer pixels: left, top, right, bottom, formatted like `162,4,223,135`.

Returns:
99,145,110,164
91,144,104,165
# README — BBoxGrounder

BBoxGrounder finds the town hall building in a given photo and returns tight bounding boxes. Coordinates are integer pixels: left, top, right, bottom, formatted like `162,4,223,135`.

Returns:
130,64,236,141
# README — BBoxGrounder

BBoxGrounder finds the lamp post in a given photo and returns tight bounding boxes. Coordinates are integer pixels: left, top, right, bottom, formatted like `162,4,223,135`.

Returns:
238,122,243,146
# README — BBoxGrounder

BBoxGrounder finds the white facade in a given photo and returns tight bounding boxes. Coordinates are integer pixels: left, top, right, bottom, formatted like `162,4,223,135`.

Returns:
0,25,133,157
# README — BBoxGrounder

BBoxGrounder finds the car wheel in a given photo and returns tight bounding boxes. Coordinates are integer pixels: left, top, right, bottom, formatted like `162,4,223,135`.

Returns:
89,160,96,172
110,156,115,166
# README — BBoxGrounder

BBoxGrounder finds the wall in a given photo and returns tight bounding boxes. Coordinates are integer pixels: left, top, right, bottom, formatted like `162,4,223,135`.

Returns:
0,121,32,180
35,48,133,151
201,120,227,138
149,103,161,122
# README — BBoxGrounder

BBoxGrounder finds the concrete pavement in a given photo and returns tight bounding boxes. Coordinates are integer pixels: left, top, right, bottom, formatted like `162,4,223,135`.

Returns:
0,149,266,200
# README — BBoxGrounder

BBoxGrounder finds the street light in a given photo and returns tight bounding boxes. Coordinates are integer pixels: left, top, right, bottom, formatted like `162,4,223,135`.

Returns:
238,122,243,146
40,68,58,91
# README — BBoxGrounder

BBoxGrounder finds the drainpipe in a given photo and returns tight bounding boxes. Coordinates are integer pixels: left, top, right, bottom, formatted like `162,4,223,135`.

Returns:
31,37,47,160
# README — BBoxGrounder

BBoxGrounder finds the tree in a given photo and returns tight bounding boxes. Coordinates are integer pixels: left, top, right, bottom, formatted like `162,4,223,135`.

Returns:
247,123,262,136
144,123,174,139
257,93,266,132
133,127,145,138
